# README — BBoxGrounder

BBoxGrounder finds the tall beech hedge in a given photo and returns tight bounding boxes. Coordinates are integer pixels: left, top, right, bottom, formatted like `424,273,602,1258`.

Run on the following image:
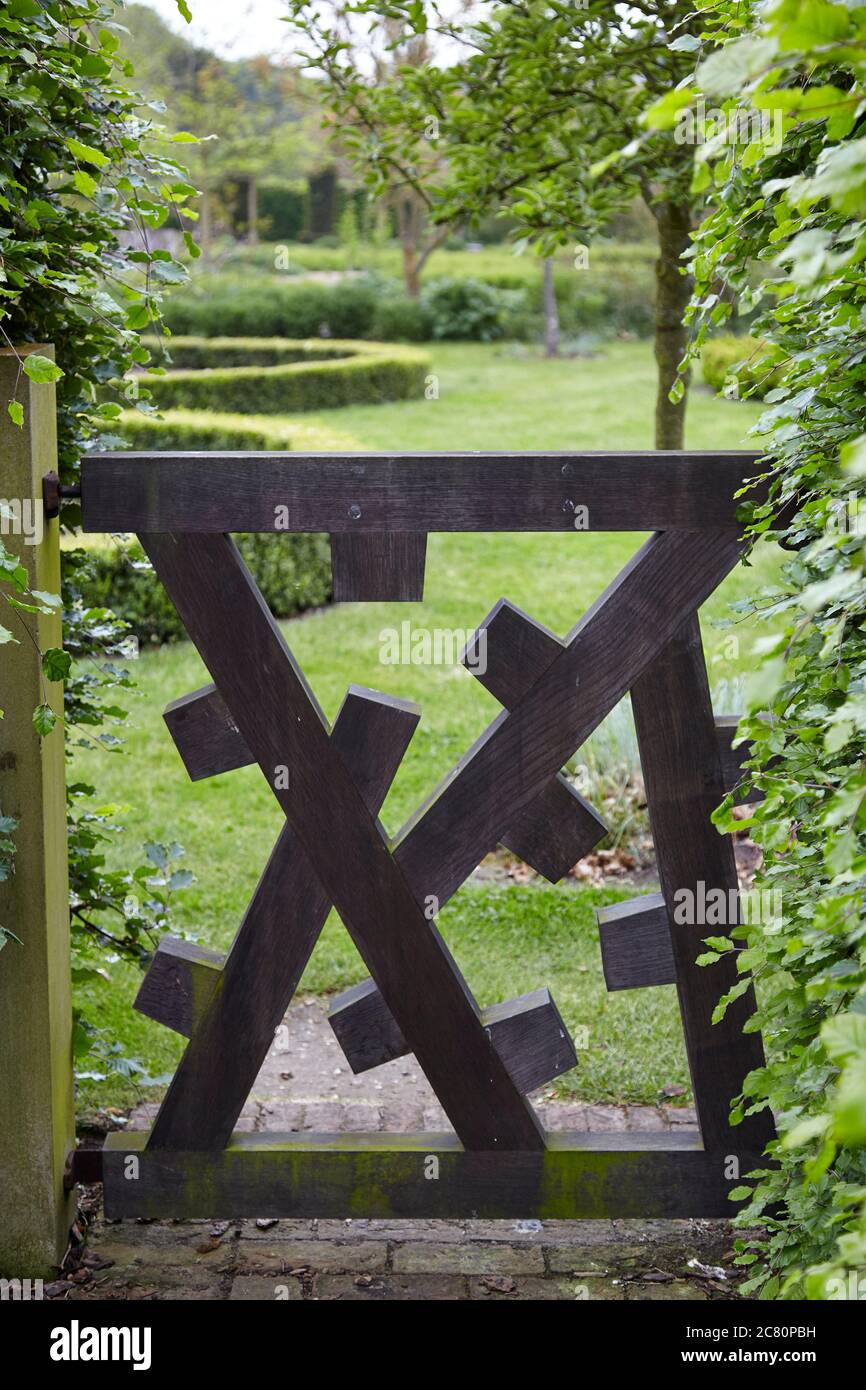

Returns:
649,0,866,1299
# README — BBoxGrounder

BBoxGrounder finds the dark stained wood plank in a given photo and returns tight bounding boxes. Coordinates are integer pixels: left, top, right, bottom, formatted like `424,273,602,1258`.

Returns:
82,452,764,533
597,894,676,991
327,978,406,1074
146,684,421,1151
134,936,222,1037
715,715,764,805
101,1129,767,1221
631,615,775,1157
464,598,563,707
141,533,544,1152
330,532,427,601
329,983,576,1093
466,599,607,876
164,683,251,782
393,530,748,914
502,774,607,883
484,989,576,1093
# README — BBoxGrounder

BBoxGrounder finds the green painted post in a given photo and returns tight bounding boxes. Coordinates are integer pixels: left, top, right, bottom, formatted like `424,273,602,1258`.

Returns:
0,346,74,1277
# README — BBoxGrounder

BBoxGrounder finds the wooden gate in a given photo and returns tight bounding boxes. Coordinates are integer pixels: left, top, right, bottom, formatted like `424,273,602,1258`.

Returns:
75,450,775,1220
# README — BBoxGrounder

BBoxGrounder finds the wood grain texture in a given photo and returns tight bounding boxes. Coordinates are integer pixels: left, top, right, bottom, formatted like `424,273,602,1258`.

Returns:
596,894,676,991
141,532,544,1152
465,598,563,707
101,1129,765,1221
327,978,406,1074
329,983,576,1093
631,615,775,1157
82,452,763,533
146,684,421,1151
331,532,427,601
501,773,607,883
134,936,223,1037
164,683,251,782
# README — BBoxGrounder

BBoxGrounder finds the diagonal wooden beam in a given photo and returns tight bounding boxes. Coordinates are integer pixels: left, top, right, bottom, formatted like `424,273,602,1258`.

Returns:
145,685,420,1151
393,529,747,914
140,532,545,1152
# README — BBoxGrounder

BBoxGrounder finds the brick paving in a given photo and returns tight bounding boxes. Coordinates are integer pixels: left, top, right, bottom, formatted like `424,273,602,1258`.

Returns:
58,999,742,1302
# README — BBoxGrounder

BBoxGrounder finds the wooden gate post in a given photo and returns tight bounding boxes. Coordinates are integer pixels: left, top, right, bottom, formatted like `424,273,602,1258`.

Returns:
0,346,74,1277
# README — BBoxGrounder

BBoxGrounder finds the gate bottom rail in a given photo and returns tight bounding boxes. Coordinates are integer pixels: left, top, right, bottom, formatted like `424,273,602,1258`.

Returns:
74,1131,759,1222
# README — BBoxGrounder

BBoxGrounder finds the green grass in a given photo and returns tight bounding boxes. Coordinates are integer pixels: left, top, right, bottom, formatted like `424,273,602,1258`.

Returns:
74,340,775,1114
279,339,764,453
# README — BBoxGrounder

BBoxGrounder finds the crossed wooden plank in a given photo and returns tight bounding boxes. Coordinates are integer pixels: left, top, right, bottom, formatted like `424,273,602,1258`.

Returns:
140,525,769,1156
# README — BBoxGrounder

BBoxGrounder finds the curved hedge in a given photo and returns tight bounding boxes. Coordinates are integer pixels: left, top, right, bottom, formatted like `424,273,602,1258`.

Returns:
142,336,352,369
114,407,361,453
137,338,430,414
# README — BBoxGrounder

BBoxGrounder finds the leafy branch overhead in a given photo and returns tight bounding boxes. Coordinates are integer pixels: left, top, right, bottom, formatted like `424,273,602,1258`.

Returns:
286,0,708,446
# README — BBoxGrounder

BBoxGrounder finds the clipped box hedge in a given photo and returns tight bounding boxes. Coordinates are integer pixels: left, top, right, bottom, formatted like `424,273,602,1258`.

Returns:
114,406,361,453
701,334,785,400
137,338,430,414
141,336,351,370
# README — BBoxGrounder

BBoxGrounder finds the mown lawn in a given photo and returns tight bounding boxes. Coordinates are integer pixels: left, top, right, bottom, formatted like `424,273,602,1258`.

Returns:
74,339,774,1113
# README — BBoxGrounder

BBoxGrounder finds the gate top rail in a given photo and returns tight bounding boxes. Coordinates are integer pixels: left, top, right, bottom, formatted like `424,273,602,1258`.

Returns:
80,450,764,533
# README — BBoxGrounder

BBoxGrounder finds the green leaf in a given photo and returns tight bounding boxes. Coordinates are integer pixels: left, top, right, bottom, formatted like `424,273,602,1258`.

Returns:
22,355,62,385
73,168,98,199
821,1013,866,1065
175,0,193,21
30,590,61,608
7,400,23,427
32,702,57,736
781,1114,830,1149
65,138,109,169
669,34,701,54
696,36,777,97
642,87,696,132
42,647,71,682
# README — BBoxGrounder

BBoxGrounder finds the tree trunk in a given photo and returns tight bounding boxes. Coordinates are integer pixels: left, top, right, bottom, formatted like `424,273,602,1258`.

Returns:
542,259,560,358
653,201,693,450
402,245,421,299
246,175,259,247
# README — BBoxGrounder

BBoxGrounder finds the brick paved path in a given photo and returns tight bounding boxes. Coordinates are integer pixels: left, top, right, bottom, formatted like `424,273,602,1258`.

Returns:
57,1000,742,1302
